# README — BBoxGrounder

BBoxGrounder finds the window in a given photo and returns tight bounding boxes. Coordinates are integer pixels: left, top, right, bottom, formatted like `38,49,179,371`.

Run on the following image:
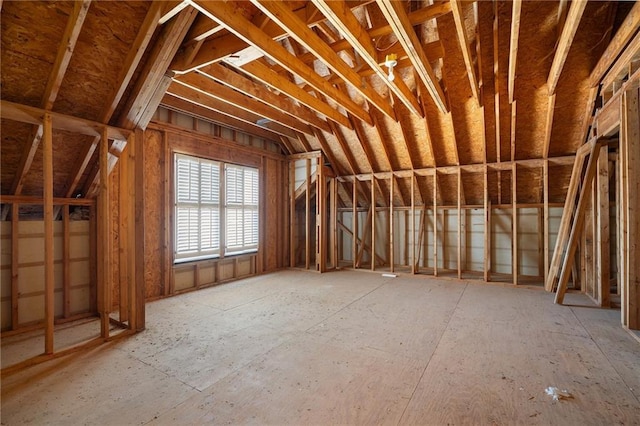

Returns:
174,153,259,262
225,164,259,255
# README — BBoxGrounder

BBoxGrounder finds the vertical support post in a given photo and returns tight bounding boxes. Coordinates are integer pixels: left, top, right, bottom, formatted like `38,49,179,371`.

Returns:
622,87,639,328
512,163,518,285
433,172,438,277
411,175,416,274
258,157,266,273
317,157,326,272
305,158,311,270
289,161,295,267
97,126,111,339
133,128,145,331
119,143,130,323
543,160,550,283
389,176,394,273
331,177,338,269
63,204,71,318
484,166,491,282
163,131,172,295
43,112,55,354
11,203,19,330
416,208,425,273
371,174,376,271
537,207,544,277
352,180,357,269
597,147,610,307
457,169,462,279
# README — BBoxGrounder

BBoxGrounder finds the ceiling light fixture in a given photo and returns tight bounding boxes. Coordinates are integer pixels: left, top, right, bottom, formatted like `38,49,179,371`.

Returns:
384,53,398,82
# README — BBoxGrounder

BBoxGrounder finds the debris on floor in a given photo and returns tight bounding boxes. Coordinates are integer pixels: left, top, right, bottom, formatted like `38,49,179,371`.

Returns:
545,386,574,401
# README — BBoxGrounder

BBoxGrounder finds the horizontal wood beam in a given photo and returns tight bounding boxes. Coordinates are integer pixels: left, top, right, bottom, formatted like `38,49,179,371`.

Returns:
0,195,95,206
0,100,131,141
336,155,577,180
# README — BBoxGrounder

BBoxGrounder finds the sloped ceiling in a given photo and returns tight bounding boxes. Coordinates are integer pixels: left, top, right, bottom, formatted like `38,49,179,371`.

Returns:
0,0,635,209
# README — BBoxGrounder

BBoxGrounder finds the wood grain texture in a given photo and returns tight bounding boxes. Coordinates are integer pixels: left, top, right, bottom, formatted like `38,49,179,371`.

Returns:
2,271,638,424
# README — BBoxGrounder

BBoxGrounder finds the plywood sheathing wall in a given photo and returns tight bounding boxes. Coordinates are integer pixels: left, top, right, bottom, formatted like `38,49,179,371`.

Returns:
132,124,288,301
0,1,155,204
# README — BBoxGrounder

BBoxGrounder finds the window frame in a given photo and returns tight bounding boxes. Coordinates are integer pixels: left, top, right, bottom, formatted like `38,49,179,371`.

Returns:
173,152,260,264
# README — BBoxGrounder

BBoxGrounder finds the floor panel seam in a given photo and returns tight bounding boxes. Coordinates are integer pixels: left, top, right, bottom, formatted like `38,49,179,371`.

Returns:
397,282,469,425
569,307,640,406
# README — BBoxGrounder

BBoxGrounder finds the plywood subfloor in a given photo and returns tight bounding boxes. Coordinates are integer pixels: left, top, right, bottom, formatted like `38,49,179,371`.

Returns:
2,270,639,425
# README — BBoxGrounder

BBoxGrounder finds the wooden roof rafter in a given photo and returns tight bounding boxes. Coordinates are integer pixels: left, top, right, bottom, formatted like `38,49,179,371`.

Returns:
311,0,423,117
250,0,396,122
345,114,388,206
589,1,640,89
547,0,588,96
165,82,298,139
392,96,425,206
160,93,283,142
61,1,165,200
191,0,373,126
370,106,411,205
171,0,375,73
450,0,481,106
325,122,373,206
84,5,198,197
472,0,488,163
3,0,91,220
508,0,521,104
198,63,331,133
376,0,448,114
238,60,352,130
293,2,450,73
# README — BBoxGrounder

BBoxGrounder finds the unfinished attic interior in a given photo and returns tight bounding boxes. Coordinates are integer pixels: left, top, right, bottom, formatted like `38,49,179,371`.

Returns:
1,0,640,423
